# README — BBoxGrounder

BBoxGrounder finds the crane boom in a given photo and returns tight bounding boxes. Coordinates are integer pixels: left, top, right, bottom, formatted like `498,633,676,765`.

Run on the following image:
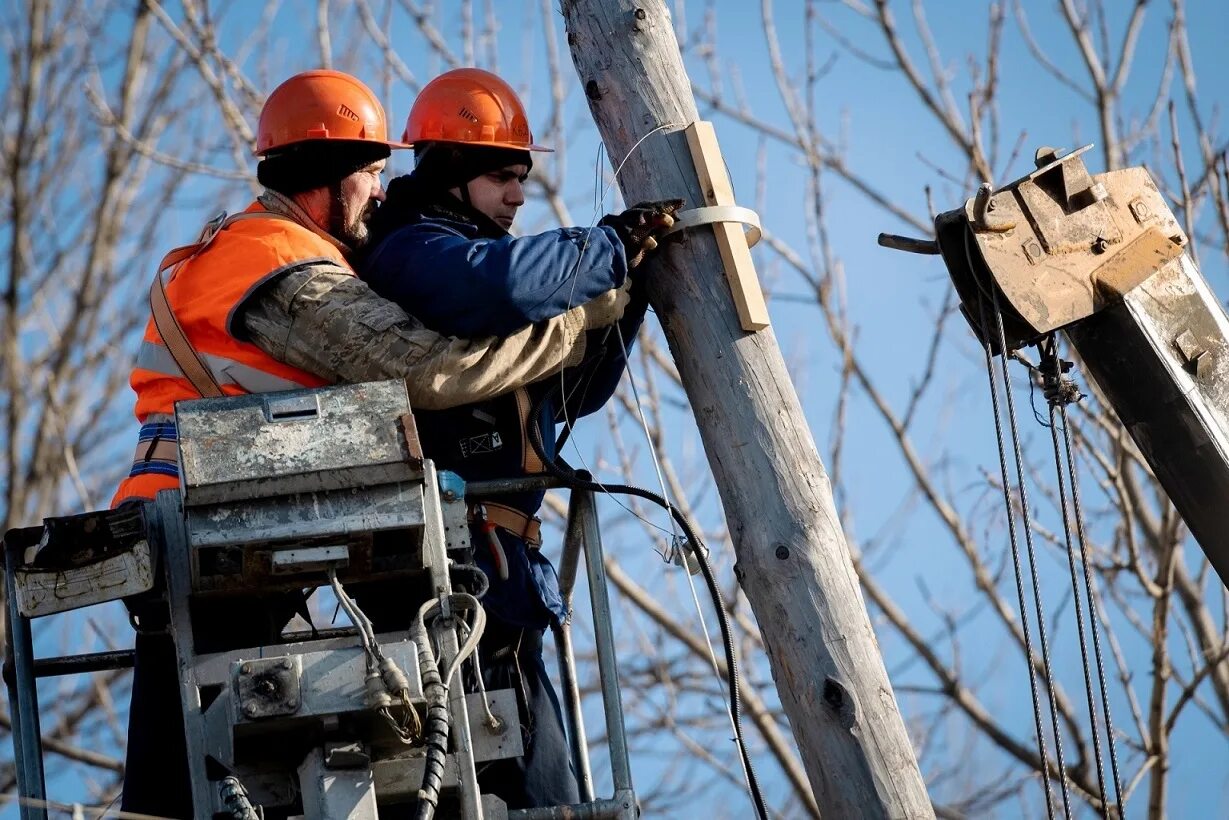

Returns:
886,145,1229,588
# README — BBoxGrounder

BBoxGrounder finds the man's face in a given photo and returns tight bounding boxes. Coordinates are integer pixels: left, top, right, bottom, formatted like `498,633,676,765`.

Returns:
330,158,387,248
458,164,529,230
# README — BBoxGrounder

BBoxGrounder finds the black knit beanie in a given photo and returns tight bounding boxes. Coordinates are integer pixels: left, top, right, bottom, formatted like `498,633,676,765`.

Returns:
410,142,533,192
257,140,392,196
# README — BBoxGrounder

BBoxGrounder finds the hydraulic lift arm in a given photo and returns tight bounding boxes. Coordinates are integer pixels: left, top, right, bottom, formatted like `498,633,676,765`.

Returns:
882,144,1229,589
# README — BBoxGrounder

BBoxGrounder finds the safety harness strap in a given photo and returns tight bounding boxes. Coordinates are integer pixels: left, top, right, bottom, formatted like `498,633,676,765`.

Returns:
470,501,543,548
147,211,298,400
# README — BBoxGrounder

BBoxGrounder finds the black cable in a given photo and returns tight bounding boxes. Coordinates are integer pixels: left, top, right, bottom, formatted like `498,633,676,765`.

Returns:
219,775,262,819
449,561,490,600
411,604,450,820
526,383,771,820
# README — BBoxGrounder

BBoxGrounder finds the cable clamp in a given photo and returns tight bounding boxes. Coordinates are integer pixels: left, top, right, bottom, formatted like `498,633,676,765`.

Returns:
662,204,762,249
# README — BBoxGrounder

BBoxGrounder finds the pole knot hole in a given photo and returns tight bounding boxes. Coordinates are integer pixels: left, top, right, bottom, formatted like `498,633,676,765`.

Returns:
822,676,857,728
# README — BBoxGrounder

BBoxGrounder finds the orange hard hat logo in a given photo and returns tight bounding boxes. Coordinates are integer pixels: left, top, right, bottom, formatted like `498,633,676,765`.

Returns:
255,69,411,156
403,67,553,153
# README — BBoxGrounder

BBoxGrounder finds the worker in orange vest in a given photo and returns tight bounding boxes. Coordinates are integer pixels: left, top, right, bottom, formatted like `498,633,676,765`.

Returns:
115,69,630,817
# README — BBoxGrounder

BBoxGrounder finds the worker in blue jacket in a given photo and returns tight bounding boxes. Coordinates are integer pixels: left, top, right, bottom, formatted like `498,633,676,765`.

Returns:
358,68,680,810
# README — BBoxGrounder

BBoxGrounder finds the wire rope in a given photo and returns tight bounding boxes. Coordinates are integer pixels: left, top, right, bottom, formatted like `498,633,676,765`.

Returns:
969,229,1067,819
1036,337,1126,818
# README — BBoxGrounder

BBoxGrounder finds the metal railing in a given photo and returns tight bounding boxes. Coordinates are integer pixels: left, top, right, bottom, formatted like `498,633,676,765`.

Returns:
3,473,637,820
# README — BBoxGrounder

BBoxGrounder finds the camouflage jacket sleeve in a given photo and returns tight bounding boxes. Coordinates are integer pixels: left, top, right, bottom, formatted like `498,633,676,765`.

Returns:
239,262,624,410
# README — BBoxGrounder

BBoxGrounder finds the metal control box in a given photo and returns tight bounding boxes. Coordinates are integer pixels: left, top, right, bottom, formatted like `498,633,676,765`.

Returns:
177,380,422,506
174,381,430,593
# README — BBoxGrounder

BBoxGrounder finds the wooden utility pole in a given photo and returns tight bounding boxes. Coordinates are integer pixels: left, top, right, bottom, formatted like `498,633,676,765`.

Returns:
562,2,933,817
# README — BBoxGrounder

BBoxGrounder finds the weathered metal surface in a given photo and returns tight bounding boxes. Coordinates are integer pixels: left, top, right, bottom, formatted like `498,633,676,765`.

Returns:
177,380,421,506
269,544,349,574
574,491,634,800
555,491,594,801
13,508,155,617
506,793,636,820
235,655,303,721
298,746,379,820
225,641,423,732
185,480,426,593
367,690,524,796
202,636,429,776
1091,227,1185,302
16,540,153,618
161,437,496,817
1066,253,1229,587
938,147,1187,350
466,475,565,496
3,533,48,818
216,690,523,813
23,649,135,678
8,381,641,818
193,629,396,687
924,147,1229,586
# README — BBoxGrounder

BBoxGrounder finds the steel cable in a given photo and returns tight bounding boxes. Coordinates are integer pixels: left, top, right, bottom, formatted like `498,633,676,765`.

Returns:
969,229,1068,818
1047,396,1110,816
1040,337,1125,817
986,282,1073,818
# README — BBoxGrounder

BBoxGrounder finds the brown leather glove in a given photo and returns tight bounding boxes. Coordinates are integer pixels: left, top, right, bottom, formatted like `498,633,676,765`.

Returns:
599,199,685,269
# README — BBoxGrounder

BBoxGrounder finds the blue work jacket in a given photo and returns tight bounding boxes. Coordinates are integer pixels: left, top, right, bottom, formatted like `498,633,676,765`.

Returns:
360,180,646,629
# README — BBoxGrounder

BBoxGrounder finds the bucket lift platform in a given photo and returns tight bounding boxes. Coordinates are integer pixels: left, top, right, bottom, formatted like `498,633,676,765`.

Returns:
3,380,637,819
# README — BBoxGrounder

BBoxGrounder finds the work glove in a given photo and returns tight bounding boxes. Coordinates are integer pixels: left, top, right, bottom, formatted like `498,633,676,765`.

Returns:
599,199,685,269
579,280,633,330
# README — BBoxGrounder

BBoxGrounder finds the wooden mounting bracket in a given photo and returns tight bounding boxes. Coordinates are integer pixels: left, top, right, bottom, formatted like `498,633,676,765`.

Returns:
681,121,771,332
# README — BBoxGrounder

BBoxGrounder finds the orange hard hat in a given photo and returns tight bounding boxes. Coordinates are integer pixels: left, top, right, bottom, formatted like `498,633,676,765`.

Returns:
255,69,410,156
402,68,552,152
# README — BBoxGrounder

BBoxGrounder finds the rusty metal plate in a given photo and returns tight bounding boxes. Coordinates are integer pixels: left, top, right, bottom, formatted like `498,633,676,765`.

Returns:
235,656,302,720
177,380,421,506
966,163,1185,338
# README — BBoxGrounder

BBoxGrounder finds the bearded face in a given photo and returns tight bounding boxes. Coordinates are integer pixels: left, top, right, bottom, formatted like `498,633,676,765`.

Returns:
329,161,386,248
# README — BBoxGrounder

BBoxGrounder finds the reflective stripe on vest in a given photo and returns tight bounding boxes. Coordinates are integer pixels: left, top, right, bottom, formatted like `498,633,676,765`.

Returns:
113,203,349,508
135,340,310,394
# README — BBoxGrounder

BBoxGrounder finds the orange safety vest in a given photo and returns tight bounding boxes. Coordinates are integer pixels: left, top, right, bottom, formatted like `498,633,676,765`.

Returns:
112,202,347,506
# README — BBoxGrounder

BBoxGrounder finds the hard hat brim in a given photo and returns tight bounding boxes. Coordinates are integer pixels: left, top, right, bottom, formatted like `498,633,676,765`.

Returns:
254,137,414,158
401,138,554,153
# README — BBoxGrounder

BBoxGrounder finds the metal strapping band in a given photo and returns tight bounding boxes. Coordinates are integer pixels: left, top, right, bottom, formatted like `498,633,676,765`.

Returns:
660,205,762,248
